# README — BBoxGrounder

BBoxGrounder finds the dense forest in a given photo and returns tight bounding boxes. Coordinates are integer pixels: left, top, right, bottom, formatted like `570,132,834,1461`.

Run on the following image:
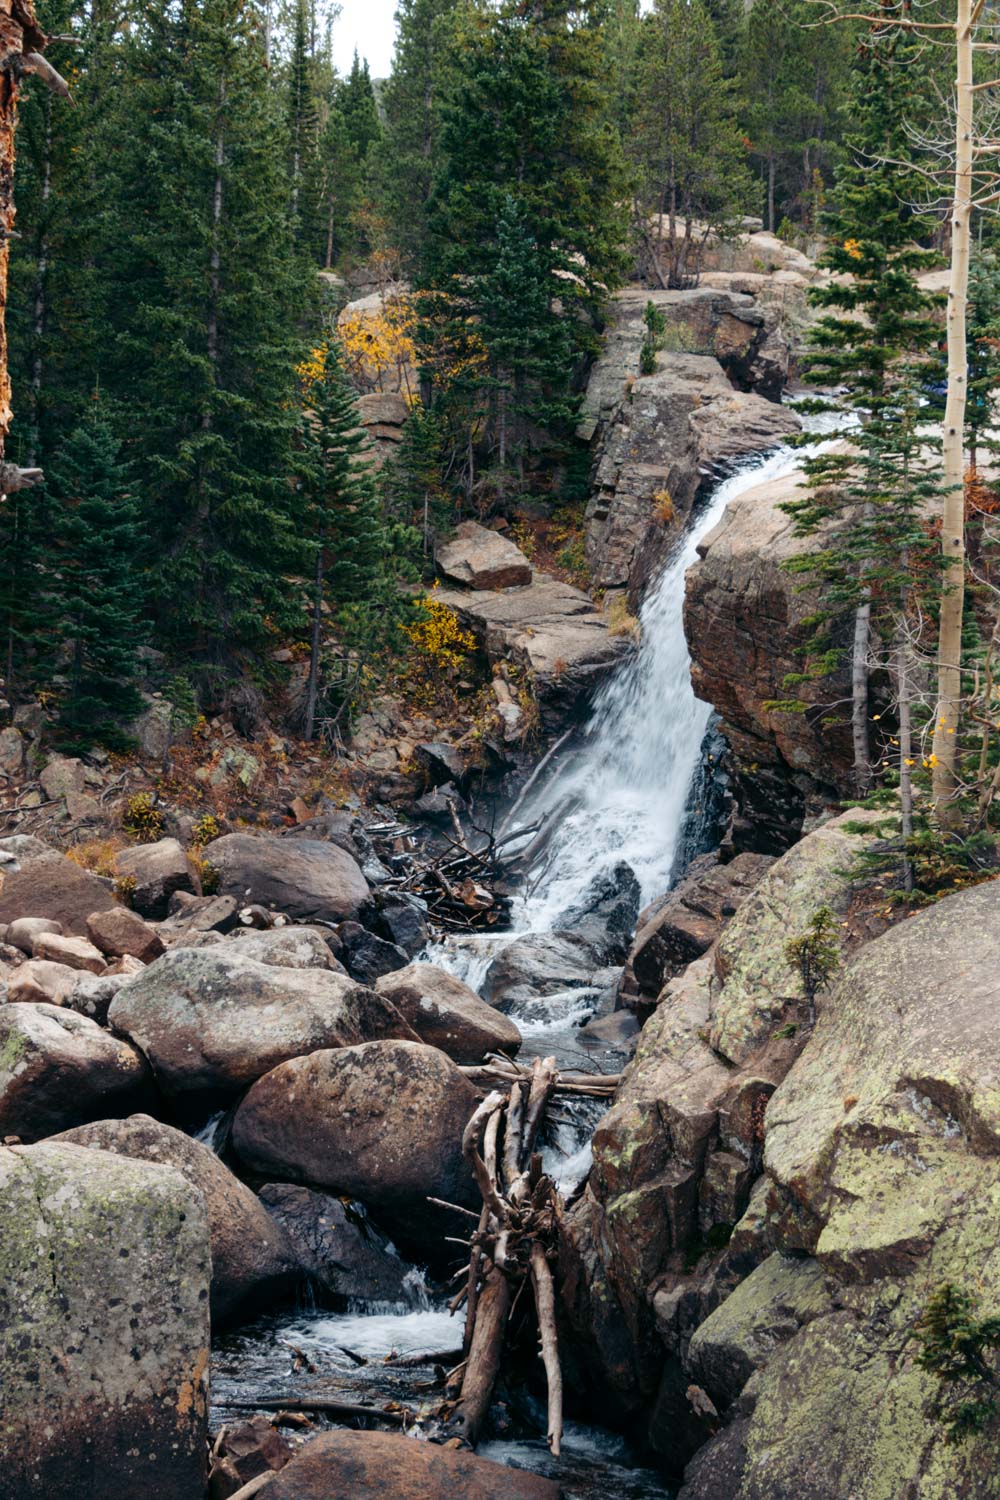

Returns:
0,0,862,742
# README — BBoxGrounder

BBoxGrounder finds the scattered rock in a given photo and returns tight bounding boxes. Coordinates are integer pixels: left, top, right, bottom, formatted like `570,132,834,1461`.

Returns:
259,1183,412,1305
0,1003,152,1140
63,971,130,1024
209,1415,293,1498
108,947,417,1106
0,725,25,775
39,753,86,801
340,925,409,985
87,904,165,962
6,959,80,1006
52,1115,298,1324
0,847,117,935
65,791,104,824
375,961,522,1063
204,833,370,923
232,1040,480,1250
0,1141,210,1498
32,931,107,973
115,837,202,919
7,915,62,953
260,1427,560,1499
436,519,533,590
370,891,428,957
159,892,239,943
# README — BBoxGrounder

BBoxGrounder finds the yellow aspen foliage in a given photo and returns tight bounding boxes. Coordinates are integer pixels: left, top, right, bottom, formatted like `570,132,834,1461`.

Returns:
403,594,476,674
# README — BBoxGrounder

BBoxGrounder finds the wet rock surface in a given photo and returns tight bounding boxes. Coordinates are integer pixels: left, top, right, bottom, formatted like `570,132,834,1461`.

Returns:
258,1183,412,1304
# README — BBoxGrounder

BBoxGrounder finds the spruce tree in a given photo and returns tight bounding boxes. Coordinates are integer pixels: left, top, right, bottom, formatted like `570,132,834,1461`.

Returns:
374,0,459,267
286,0,320,250
780,16,940,794
631,0,755,287
46,417,148,750
95,0,307,680
298,340,397,740
341,51,382,164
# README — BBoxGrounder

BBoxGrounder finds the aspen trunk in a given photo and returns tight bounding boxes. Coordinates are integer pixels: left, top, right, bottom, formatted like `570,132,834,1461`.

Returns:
304,545,323,741
932,0,972,826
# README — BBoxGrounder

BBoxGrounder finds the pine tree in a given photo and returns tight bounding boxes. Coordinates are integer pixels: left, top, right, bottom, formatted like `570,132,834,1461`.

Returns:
631,0,756,287
781,15,941,794
46,416,147,750
95,0,307,680
298,340,398,740
341,50,382,164
374,0,460,267
286,0,320,249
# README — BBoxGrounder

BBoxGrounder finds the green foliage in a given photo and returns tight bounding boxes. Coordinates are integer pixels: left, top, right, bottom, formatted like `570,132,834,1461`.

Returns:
784,906,840,1022
915,1283,1000,1443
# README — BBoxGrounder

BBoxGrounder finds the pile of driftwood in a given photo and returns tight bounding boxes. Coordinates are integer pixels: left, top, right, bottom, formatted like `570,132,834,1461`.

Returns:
364,805,533,933
438,1053,621,1454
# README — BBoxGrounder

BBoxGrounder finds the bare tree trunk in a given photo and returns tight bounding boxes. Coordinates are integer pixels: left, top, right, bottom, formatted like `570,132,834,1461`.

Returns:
852,592,872,794
932,0,972,826
204,78,225,431
28,90,50,458
325,200,334,269
767,155,775,233
304,546,323,741
897,617,914,892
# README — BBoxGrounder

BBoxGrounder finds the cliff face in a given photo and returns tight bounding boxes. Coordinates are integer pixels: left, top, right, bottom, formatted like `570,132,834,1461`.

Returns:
684,464,856,849
581,288,800,604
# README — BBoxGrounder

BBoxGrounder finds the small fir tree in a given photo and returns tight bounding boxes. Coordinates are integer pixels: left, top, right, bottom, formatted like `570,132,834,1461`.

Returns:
46,417,147,749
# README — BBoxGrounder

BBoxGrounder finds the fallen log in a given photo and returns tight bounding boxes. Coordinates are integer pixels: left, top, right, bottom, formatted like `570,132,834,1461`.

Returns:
229,1397,405,1426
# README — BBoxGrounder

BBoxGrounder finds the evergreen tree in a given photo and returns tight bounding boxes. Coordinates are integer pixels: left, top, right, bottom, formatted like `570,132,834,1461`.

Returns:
341,50,382,163
46,417,147,749
95,0,307,680
631,0,755,287
298,340,400,739
780,15,941,794
286,0,320,248
374,0,460,267
381,399,448,562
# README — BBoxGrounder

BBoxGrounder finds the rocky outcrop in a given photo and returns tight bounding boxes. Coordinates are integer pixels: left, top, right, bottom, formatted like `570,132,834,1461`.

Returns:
685,463,857,847
0,1003,152,1140
204,832,370,922
676,878,1000,1499
52,1115,298,1324
434,573,630,732
558,812,877,1426
0,1141,210,1498
375,962,522,1063
261,1429,560,1499
107,947,415,1106
232,1040,480,1250
437,520,533,589
581,288,800,601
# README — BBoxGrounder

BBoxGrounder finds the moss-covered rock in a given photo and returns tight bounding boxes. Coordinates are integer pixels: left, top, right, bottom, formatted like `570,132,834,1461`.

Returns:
0,1141,210,1498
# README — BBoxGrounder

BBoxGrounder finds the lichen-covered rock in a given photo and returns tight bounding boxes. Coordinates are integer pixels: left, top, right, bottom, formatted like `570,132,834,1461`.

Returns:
52,1115,298,1324
707,808,881,1065
222,925,339,970
0,1141,210,1498
203,832,370,923
232,1040,480,1250
107,947,416,1106
375,962,521,1063
677,878,1000,1499
0,1003,151,1141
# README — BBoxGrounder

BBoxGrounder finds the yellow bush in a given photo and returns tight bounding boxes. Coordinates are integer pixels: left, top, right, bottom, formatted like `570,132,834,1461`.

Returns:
122,792,164,842
403,594,476,675
191,812,222,848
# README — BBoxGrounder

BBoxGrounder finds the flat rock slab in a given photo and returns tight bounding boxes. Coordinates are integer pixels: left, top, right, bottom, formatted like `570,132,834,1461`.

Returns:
0,1142,210,1499
261,1428,560,1499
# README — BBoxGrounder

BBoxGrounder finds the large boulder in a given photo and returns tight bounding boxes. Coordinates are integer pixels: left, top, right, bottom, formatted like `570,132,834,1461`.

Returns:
52,1115,298,1324
6,958,80,1006
87,905,165,963
483,930,600,1008
114,837,201,919
223,925,340,970
554,859,641,964
375,962,522,1063
436,520,533,590
0,1003,151,1141
0,845,116,935
259,1429,560,1500
108,947,416,1107
232,1040,480,1248
677,879,1000,1499
685,463,857,847
259,1183,412,1305
0,1141,210,1498
204,832,370,922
